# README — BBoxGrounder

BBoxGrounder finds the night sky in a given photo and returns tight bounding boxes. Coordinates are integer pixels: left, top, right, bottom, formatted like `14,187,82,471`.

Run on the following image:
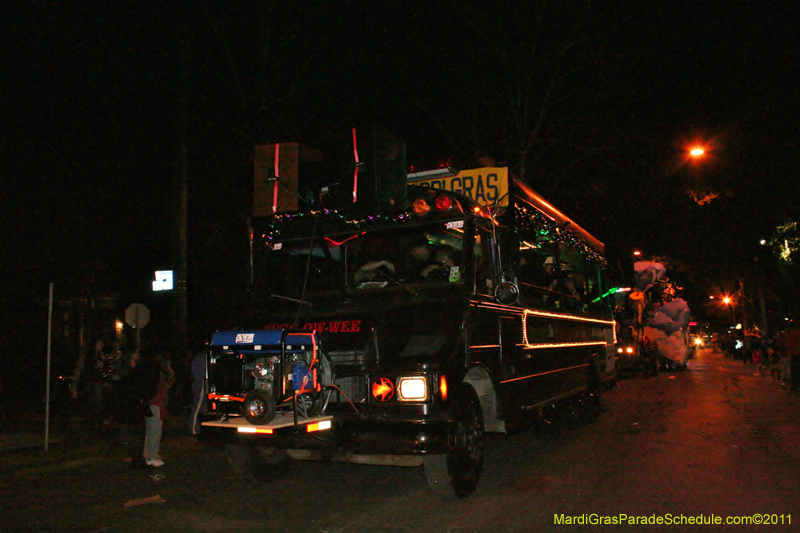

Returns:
3,1,799,335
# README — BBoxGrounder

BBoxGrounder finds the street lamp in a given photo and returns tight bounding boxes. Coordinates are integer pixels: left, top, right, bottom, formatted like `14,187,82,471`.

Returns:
721,295,738,328
689,147,705,157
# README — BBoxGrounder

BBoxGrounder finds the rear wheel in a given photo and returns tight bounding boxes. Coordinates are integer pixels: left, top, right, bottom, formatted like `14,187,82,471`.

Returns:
644,346,660,378
582,356,604,423
424,386,484,498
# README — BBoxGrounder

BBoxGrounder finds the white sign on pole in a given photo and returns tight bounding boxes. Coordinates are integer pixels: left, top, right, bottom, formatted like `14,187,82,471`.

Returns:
153,270,174,291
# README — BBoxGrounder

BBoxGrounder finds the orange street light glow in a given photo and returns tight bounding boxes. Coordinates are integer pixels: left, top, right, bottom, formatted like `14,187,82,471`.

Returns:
690,148,705,156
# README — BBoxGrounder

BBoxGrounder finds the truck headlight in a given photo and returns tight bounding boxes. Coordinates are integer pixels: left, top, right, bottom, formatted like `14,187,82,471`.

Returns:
397,377,427,401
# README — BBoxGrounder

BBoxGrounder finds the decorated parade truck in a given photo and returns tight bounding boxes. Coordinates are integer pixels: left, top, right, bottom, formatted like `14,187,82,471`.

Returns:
200,130,617,497
614,260,692,376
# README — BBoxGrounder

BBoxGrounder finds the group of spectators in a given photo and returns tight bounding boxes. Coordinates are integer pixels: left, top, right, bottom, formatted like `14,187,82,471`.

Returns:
70,339,207,469
715,320,800,394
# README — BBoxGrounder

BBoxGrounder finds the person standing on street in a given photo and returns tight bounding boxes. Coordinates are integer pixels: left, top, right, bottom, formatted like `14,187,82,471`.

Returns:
774,330,789,387
110,349,160,468
784,321,800,394
751,338,765,376
144,353,174,467
71,338,109,433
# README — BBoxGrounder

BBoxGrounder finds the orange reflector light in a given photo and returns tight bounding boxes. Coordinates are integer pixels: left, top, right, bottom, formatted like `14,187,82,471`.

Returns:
371,377,395,401
412,198,431,216
439,374,448,401
306,420,332,433
473,205,489,218
208,393,245,403
237,427,273,434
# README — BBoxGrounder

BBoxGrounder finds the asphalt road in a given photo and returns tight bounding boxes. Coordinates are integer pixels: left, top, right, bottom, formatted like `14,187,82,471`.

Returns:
2,348,799,532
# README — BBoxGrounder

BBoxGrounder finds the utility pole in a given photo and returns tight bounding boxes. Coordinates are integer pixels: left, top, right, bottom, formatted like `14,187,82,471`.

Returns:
173,48,188,361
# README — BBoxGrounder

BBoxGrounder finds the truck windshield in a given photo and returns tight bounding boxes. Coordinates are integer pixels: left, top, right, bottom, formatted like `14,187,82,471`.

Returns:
253,221,466,302
345,223,465,289
251,236,344,303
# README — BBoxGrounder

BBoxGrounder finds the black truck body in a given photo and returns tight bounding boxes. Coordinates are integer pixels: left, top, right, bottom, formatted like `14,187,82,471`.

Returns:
201,159,616,497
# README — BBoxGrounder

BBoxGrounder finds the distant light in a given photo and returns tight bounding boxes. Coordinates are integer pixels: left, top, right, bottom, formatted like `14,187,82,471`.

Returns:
633,250,641,257
690,148,705,156
760,239,767,245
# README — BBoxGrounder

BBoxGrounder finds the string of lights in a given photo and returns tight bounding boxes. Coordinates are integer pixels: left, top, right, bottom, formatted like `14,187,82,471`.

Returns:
513,204,607,266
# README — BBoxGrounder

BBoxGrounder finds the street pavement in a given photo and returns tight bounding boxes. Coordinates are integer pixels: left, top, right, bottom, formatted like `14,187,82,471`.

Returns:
0,431,64,454
2,348,800,532
0,412,193,475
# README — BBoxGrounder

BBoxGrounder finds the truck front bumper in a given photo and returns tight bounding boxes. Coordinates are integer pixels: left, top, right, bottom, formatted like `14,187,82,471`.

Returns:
200,412,450,456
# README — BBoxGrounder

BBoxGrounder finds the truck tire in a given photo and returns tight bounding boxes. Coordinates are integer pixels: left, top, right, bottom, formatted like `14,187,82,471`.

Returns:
582,356,604,423
644,346,660,378
224,444,290,483
424,385,484,498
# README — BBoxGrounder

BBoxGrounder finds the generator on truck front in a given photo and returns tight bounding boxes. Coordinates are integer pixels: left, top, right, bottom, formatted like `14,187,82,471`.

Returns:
200,127,617,498
205,330,333,430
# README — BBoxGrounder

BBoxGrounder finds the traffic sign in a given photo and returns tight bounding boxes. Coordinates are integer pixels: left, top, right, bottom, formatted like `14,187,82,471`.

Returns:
125,303,150,329
153,270,174,291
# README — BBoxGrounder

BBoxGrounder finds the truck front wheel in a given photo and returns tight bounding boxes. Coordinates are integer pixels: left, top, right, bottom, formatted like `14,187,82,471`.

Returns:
224,444,290,483
424,385,485,498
